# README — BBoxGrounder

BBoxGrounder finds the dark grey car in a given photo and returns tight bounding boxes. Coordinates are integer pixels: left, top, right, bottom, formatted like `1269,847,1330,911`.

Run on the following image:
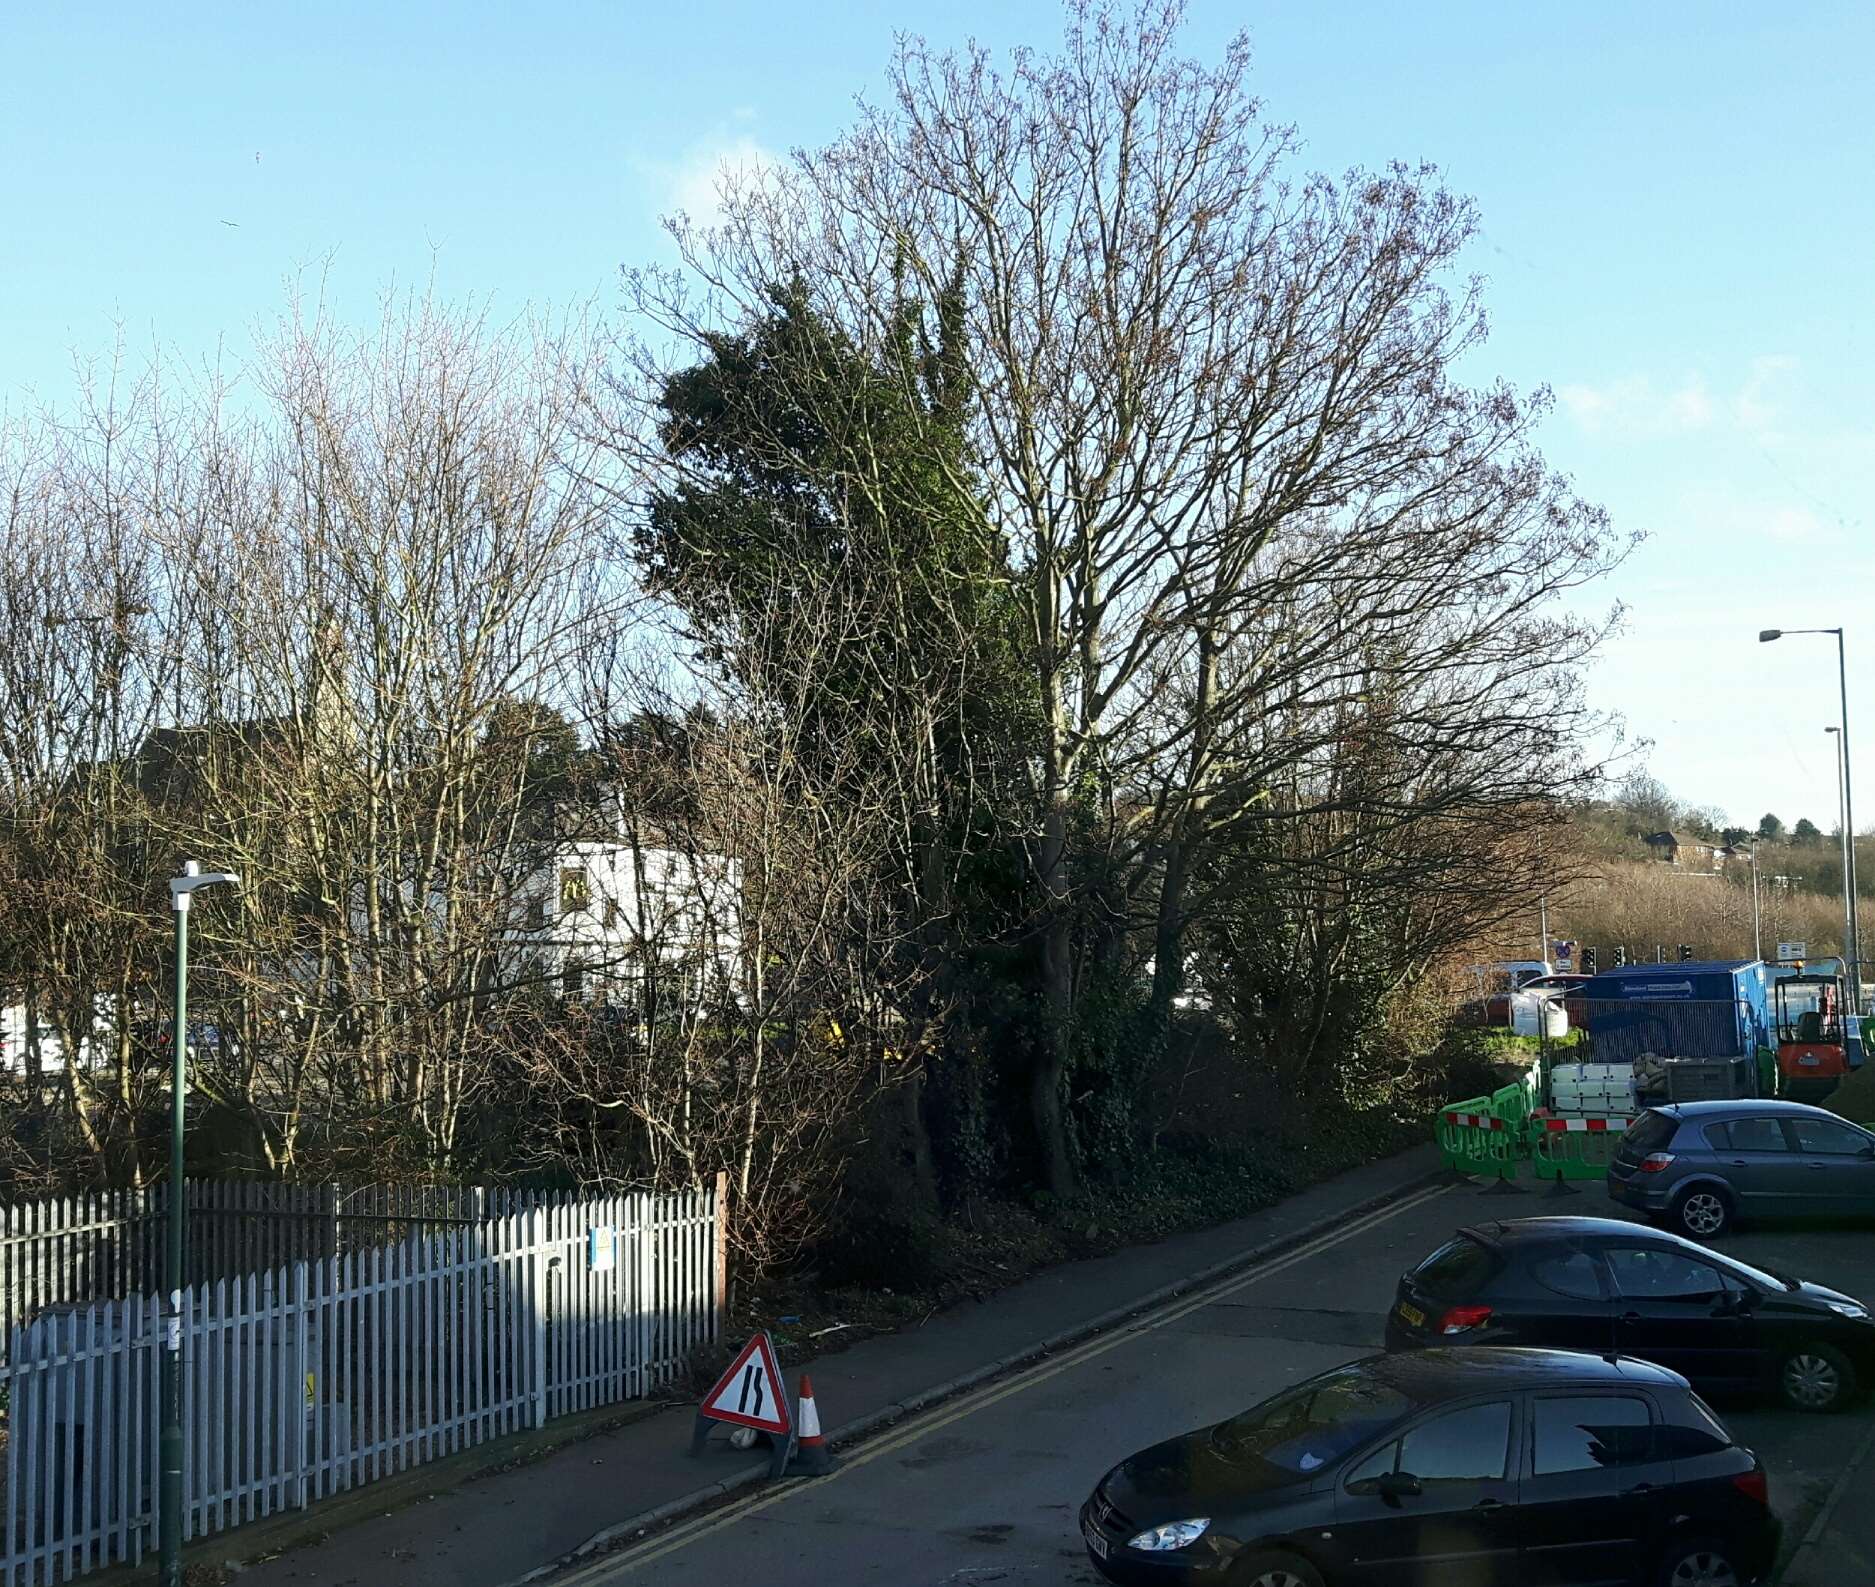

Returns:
1607,1100,1875,1238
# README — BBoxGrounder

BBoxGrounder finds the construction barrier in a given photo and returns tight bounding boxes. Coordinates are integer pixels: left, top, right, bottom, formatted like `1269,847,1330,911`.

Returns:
1527,1114,1633,1181
1490,1072,1541,1126
1437,1096,1524,1180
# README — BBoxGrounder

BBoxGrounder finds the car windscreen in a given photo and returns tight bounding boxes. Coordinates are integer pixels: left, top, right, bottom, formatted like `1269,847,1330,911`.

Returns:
1411,1236,1501,1300
1622,1111,1679,1152
1211,1368,1414,1487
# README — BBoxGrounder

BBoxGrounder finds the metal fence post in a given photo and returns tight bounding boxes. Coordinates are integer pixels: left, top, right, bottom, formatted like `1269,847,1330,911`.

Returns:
712,1171,729,1345
527,1207,548,1429
292,1259,310,1511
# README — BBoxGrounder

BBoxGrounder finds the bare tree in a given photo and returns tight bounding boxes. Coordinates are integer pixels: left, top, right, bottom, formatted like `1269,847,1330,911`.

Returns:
616,0,1626,1191
516,579,935,1264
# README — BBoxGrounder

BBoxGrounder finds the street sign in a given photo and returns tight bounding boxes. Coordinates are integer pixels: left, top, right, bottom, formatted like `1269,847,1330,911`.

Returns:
691,1329,797,1478
1779,941,1806,962
699,1330,791,1435
588,1226,615,1272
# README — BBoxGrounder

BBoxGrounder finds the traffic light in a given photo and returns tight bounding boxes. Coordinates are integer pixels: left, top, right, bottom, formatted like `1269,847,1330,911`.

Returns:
1679,944,1693,962
1614,945,1629,967
1583,945,1599,975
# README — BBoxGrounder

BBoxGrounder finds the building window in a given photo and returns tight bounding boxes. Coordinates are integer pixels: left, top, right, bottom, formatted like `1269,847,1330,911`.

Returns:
560,867,590,914
603,896,618,929
562,962,585,1000
526,895,546,931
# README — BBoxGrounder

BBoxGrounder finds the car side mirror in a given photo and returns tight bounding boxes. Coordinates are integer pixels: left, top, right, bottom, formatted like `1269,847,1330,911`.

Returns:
1859,1142,1875,1160
1375,1471,1423,1504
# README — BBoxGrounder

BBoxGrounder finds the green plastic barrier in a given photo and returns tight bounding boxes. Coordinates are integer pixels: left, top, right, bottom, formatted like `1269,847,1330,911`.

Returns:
1437,1094,1526,1180
1490,1072,1541,1126
1528,1116,1632,1182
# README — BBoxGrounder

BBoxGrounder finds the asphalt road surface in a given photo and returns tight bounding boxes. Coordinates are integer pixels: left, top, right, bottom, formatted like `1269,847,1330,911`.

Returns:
552,1179,1875,1586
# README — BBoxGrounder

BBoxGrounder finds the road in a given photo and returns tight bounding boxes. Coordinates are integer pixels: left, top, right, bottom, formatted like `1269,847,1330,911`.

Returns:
544,1178,1875,1587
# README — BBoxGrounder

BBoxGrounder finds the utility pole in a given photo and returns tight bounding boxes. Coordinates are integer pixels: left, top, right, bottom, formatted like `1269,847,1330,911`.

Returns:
1539,894,1549,966
161,862,239,1587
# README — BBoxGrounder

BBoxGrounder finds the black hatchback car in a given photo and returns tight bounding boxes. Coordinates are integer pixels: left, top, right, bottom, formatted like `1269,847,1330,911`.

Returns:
1386,1216,1875,1412
1080,1347,1775,1587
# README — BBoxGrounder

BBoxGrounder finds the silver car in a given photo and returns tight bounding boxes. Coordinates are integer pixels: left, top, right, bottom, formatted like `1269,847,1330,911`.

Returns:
1607,1099,1875,1238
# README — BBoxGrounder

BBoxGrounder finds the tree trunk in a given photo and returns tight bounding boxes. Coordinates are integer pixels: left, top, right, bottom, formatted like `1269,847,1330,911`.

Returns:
1034,803,1078,1197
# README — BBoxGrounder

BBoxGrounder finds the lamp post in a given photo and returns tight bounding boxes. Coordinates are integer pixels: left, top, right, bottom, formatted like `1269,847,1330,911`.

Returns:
1748,838,1762,961
1761,628,1861,1010
1829,726,1853,986
160,861,240,1587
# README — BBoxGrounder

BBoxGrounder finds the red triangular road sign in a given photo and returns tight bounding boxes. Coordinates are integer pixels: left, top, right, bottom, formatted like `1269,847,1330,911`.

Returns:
699,1331,791,1435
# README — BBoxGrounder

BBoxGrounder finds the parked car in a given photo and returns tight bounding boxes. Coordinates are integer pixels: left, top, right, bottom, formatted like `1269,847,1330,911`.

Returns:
1080,1347,1776,1586
1607,1100,1875,1238
1385,1216,1875,1413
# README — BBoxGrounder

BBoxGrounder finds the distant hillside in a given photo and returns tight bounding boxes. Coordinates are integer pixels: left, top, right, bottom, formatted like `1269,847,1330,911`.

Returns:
1547,856,1847,964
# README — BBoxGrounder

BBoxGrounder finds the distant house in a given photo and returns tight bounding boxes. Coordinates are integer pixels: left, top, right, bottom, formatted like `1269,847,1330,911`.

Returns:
1643,831,1720,868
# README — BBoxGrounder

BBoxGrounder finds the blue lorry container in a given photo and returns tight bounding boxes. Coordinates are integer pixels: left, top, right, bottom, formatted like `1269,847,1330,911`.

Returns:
1579,960,1770,1066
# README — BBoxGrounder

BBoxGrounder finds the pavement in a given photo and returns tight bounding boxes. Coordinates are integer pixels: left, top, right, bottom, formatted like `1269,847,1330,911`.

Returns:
1777,1417,1875,1586
215,1143,1445,1587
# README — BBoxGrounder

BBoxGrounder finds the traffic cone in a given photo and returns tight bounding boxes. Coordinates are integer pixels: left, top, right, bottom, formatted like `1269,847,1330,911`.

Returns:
793,1375,836,1475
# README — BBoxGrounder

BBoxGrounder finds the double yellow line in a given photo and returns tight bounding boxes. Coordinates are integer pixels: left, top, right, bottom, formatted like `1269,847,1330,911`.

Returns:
564,1179,1454,1582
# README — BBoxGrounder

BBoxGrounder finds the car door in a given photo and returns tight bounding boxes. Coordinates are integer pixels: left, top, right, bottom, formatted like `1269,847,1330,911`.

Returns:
1516,1392,1666,1587
1784,1114,1875,1215
1333,1398,1519,1587
1707,1115,1804,1213
1510,1243,1619,1357
1605,1244,1756,1390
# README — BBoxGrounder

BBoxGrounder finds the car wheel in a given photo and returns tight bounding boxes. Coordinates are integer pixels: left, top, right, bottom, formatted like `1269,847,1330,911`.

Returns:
1233,1551,1325,1587
1671,1185,1733,1239
1660,1536,1741,1587
1779,1341,1858,1412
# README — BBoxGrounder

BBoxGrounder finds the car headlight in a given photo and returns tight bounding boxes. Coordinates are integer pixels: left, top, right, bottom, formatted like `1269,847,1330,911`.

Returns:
1826,1301,1871,1320
1127,1518,1210,1551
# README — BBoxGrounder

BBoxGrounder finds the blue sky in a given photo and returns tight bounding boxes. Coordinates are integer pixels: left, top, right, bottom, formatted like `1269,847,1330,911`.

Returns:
4,1,1871,827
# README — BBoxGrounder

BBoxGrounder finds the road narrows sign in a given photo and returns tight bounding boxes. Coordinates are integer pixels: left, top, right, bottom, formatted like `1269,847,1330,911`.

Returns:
699,1330,791,1435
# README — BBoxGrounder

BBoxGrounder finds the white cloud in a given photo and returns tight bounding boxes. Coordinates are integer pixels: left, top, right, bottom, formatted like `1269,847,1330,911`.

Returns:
653,134,782,229
1560,357,1802,442
1559,374,1714,436
1733,353,1799,431
1764,505,1824,542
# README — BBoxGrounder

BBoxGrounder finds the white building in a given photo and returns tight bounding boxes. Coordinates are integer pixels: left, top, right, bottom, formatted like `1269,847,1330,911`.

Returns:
506,835,744,1013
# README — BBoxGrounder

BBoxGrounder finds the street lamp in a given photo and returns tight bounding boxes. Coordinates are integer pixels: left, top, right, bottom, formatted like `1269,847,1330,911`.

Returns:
160,861,240,1587
1747,838,1762,961
1761,628,1861,1009
1829,727,1853,986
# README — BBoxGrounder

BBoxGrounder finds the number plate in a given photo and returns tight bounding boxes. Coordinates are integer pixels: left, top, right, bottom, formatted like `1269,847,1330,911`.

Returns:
1397,1301,1426,1329
1082,1518,1110,1561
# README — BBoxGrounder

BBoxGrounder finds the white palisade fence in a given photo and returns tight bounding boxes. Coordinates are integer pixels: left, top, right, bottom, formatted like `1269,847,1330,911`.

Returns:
0,1181,724,1586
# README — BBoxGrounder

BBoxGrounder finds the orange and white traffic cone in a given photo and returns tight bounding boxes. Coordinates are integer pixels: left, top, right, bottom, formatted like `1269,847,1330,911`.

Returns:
793,1374,836,1475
